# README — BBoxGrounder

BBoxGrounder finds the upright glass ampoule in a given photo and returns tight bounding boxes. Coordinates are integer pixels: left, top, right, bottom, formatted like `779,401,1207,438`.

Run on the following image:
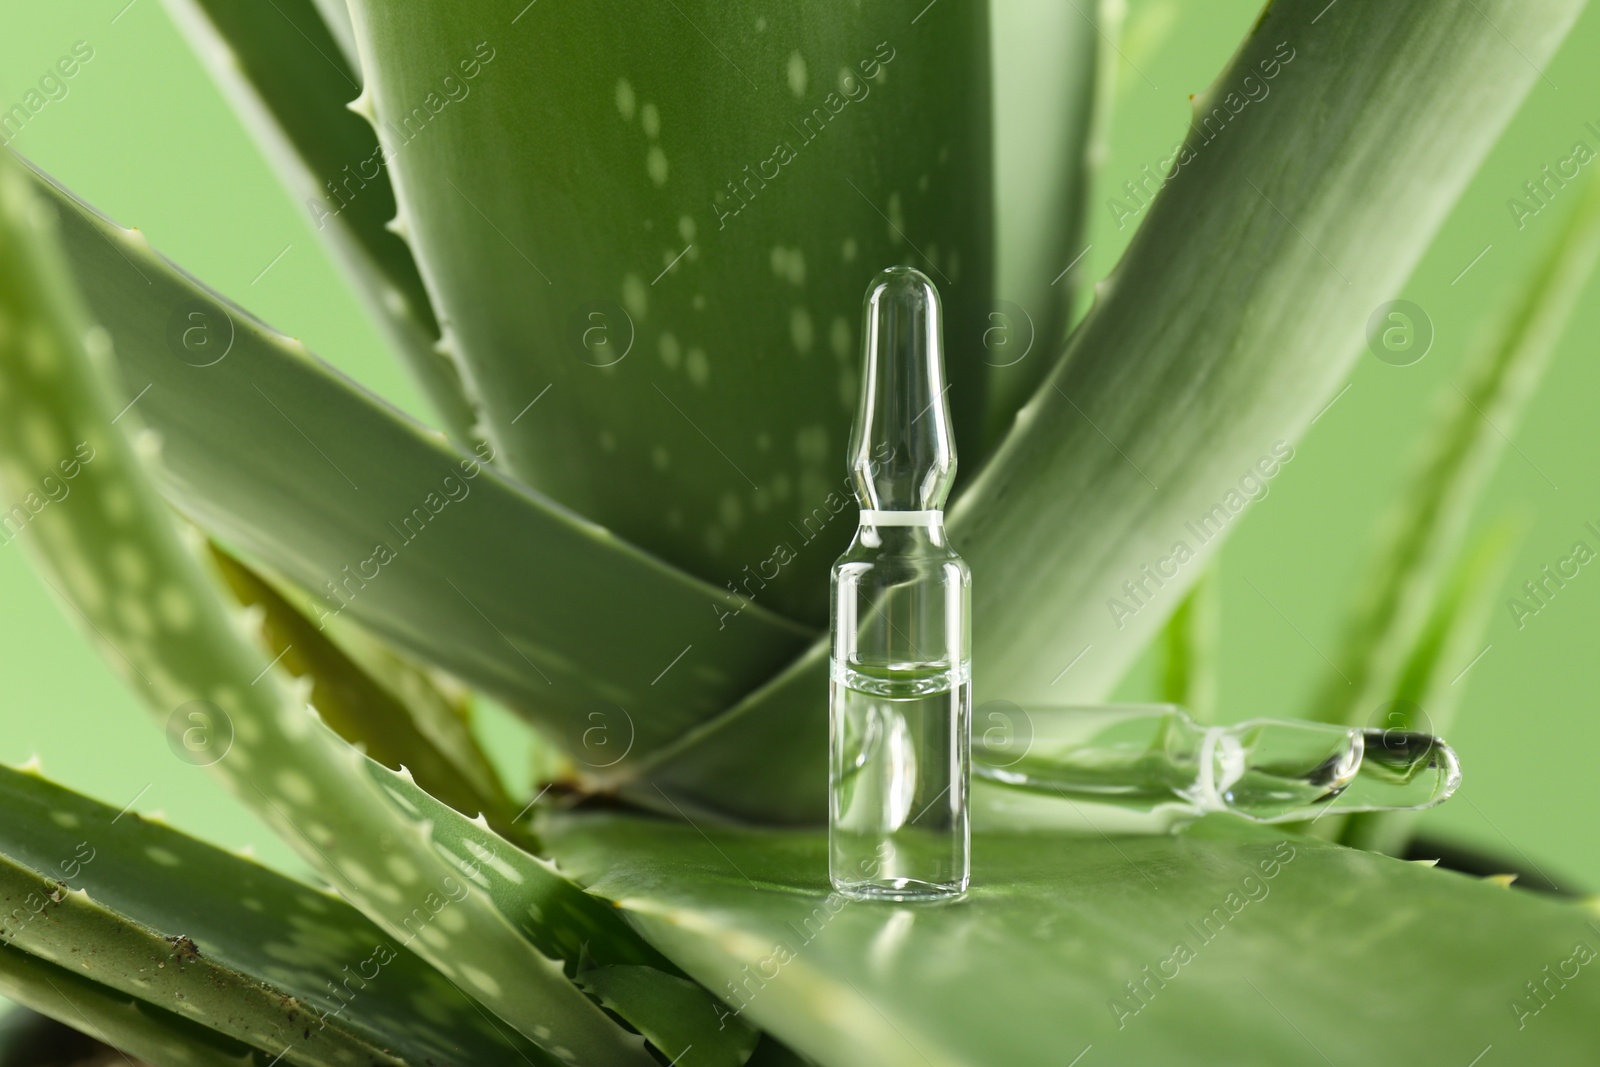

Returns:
829,266,971,902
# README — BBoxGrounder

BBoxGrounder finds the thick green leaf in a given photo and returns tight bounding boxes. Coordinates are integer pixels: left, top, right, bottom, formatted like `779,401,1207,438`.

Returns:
163,0,480,444
364,762,763,1067
549,814,1600,1066
0,763,550,1067
578,965,760,1067
983,0,1101,447
0,854,405,1067
210,545,514,828
0,947,261,1067
0,148,652,1064
1309,175,1600,727
308,0,360,69
641,0,1587,822
345,0,994,622
292,585,532,801
328,738,764,1062
22,157,815,771
636,643,829,822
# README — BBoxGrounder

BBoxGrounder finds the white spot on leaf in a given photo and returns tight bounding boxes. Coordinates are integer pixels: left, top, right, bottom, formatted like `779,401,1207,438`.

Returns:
658,332,681,368
790,308,814,354
787,52,808,98
646,146,669,186
276,770,316,805
621,275,648,320
685,347,709,386
461,965,502,998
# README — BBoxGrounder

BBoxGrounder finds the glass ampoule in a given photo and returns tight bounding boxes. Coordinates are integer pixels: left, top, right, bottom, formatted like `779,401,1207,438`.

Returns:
829,266,971,902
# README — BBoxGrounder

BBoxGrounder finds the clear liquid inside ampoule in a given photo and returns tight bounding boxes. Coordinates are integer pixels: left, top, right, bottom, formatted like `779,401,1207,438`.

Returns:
830,661,971,901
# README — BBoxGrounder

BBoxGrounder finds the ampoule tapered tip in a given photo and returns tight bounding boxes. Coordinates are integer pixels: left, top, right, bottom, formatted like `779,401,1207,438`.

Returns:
868,264,936,292
850,265,955,512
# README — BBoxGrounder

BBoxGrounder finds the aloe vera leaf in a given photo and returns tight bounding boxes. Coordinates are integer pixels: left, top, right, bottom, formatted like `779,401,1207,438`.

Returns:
360,763,668,973
0,949,265,1067
577,965,760,1067
308,0,360,69
1339,519,1522,854
259,563,519,796
21,157,815,773
1309,175,1600,728
360,761,763,1065
983,0,1103,448
0,149,658,1065
1159,564,1219,722
640,0,1587,822
209,545,514,827
632,644,827,823
314,603,515,811
0,763,553,1067
161,0,480,444
549,813,1600,1067
343,0,994,624
267,568,529,802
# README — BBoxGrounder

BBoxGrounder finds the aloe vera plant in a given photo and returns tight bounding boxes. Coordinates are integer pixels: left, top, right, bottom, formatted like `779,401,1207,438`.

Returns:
2,0,1599,1064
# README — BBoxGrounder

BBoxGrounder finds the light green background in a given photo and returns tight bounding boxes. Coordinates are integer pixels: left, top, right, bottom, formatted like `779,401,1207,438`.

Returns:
1,1,1597,889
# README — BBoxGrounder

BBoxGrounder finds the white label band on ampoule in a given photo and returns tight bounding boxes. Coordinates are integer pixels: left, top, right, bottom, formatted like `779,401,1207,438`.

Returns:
859,509,944,526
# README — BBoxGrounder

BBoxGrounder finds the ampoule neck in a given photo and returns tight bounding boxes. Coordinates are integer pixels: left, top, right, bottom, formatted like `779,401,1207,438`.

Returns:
848,267,956,512
852,513,953,554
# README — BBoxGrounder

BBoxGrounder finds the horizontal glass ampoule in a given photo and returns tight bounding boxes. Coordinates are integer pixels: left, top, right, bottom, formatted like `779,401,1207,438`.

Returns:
830,267,970,903
971,703,1461,830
